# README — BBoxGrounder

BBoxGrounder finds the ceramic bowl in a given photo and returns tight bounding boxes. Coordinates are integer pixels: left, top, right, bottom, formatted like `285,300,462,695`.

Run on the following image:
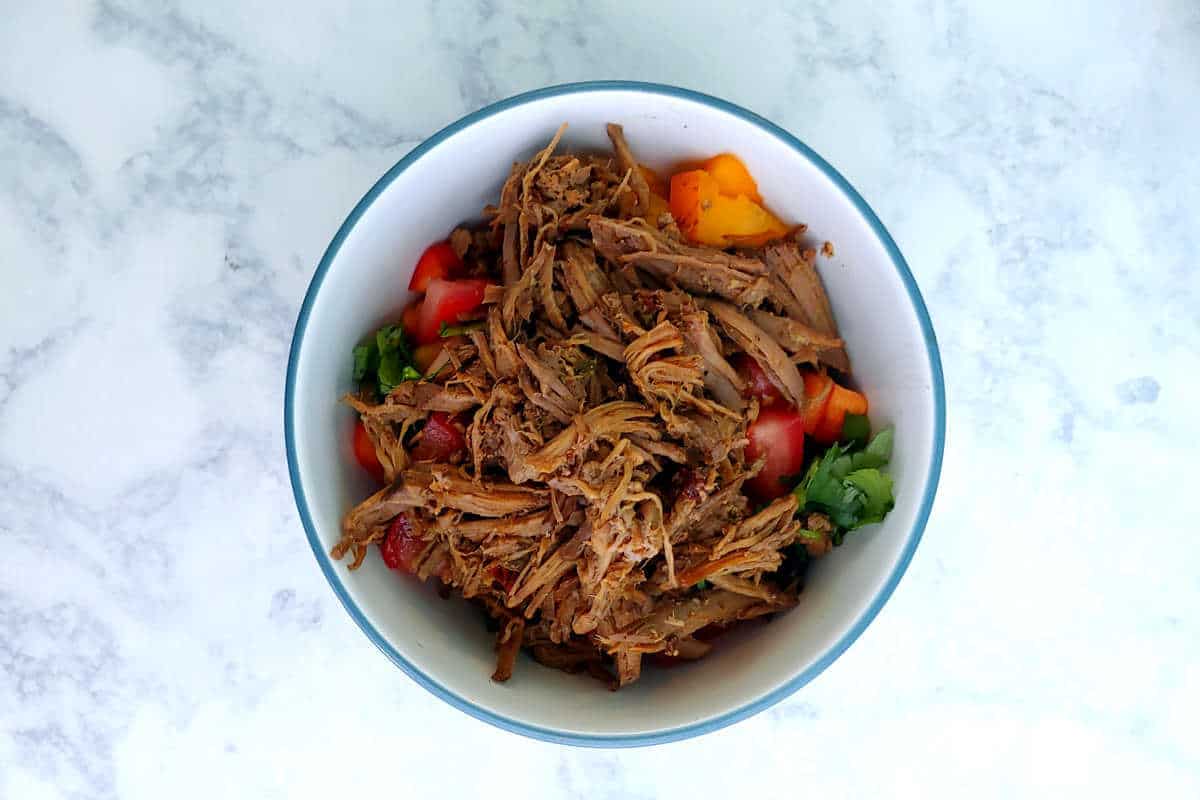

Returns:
285,81,944,746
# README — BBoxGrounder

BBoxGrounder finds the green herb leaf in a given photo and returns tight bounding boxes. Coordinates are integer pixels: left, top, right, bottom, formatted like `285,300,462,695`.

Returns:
841,428,894,471
375,325,412,361
694,579,709,590
841,413,870,444
865,427,893,463
792,434,897,536
796,443,847,510
831,454,854,481
352,344,373,382
849,451,886,471
353,323,419,397
377,351,414,395
376,359,401,395
844,468,894,527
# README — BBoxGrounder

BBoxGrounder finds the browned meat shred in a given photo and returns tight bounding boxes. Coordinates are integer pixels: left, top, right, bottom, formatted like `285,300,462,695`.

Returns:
762,242,850,372
590,217,773,306
334,122,852,687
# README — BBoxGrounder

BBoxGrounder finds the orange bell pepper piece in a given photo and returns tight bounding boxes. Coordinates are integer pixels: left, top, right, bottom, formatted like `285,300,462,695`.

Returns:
668,169,714,235
669,169,788,248
811,382,869,444
701,154,762,203
801,371,834,434
707,196,788,247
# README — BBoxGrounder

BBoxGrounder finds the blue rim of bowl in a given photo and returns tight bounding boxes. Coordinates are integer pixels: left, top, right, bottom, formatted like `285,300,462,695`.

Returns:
285,80,946,747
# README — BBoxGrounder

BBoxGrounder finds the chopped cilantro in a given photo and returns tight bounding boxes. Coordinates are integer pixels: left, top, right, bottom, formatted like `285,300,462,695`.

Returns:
793,427,897,541
352,344,374,382
864,426,893,462
844,468,894,527
351,324,420,397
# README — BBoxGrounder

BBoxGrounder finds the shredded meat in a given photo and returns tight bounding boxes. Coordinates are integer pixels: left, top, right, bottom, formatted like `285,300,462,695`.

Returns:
606,123,652,216
763,242,850,371
749,308,845,370
702,299,808,410
334,122,853,687
589,217,772,306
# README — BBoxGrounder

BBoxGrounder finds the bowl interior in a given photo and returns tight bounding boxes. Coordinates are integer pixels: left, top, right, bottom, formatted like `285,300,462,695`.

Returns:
288,86,941,742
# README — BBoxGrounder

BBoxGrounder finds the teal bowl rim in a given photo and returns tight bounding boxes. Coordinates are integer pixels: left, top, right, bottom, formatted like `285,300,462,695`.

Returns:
284,80,946,747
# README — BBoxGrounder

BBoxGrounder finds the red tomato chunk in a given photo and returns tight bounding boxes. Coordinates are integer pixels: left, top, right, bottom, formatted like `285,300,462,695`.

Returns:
410,412,467,462
380,513,425,573
352,420,384,482
415,278,490,343
744,406,806,501
408,241,464,293
731,353,783,405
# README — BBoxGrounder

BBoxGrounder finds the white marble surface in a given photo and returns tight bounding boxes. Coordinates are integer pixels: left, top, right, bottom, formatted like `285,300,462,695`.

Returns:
1,1,1197,797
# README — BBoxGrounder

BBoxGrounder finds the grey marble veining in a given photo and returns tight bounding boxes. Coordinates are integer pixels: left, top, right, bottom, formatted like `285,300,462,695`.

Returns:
1,1,1197,797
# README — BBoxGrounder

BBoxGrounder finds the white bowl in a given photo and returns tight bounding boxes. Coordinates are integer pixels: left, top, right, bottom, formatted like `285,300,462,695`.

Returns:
285,81,945,746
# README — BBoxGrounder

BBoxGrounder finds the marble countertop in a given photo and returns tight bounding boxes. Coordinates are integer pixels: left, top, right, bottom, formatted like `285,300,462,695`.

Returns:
2,2,1197,797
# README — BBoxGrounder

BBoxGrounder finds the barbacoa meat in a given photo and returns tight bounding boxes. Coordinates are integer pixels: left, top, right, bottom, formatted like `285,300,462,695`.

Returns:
334,122,852,687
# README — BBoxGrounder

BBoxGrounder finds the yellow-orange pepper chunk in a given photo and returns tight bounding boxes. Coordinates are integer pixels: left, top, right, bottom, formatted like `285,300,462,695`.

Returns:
669,166,788,248
700,153,762,204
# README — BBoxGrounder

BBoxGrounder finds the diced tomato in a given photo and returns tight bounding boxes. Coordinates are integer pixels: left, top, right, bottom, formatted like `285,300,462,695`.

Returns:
801,371,834,434
811,383,869,445
408,241,464,293
410,411,467,462
745,406,806,501
415,278,491,344
380,513,425,573
352,420,384,482
731,353,783,406
401,300,423,338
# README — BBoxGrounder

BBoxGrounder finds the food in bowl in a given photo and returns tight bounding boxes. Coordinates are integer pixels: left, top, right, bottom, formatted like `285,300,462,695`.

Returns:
332,123,897,688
